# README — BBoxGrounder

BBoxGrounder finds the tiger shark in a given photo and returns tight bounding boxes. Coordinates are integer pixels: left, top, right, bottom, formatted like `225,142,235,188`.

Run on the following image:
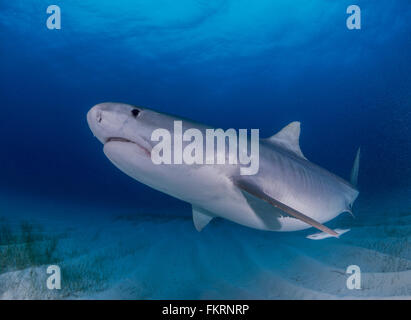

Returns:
87,102,360,239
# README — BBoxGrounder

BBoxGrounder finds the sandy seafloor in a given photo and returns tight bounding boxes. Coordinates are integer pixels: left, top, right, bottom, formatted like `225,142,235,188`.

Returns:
1,188,410,300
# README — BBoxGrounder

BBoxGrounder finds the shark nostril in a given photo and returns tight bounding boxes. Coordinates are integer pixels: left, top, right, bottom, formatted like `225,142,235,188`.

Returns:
97,111,102,123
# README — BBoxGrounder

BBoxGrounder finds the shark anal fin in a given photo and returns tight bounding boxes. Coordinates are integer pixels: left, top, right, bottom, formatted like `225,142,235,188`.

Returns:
235,180,338,237
192,206,214,232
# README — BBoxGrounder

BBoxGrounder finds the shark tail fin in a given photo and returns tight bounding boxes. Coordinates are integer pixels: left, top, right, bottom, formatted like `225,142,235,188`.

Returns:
350,147,360,187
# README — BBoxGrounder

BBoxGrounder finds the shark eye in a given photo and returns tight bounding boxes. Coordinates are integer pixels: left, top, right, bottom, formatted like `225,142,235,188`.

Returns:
131,108,140,118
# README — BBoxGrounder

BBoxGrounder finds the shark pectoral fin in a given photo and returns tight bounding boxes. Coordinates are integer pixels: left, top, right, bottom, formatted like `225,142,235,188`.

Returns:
192,206,214,232
235,180,338,237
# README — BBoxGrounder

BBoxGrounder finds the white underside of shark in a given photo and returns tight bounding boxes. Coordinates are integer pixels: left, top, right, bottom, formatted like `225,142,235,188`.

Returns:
87,102,360,239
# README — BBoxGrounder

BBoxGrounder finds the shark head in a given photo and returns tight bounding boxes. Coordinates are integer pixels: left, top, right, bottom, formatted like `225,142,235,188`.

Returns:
87,102,154,156
87,102,182,191
87,102,235,207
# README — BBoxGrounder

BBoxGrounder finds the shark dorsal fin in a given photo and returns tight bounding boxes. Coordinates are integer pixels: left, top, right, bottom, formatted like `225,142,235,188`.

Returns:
266,121,306,159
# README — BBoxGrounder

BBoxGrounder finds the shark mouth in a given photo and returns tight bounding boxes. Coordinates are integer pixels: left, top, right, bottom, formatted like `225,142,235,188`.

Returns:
106,137,151,157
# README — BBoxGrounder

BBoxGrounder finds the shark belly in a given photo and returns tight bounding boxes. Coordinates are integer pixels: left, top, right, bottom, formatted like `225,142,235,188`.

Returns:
104,142,279,230
104,140,357,233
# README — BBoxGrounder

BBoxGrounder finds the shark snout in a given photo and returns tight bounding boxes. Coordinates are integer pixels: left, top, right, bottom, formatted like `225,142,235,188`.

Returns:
87,105,107,144
87,102,146,146
87,105,101,127
87,103,128,144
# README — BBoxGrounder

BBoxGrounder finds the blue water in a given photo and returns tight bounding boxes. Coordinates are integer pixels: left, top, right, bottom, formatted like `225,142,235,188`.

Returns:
0,1,411,299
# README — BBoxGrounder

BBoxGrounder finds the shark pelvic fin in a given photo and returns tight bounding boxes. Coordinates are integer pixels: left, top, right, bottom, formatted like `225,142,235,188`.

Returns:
235,179,338,237
192,206,214,232
350,147,360,187
266,121,306,159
